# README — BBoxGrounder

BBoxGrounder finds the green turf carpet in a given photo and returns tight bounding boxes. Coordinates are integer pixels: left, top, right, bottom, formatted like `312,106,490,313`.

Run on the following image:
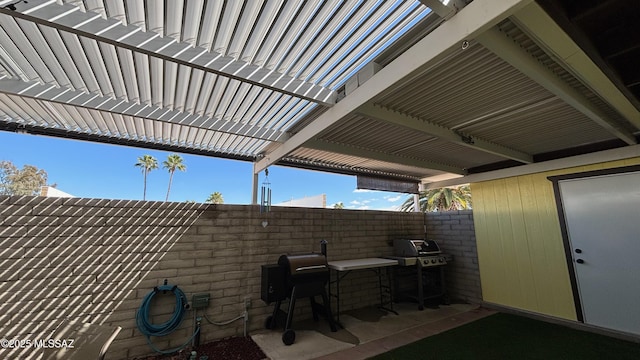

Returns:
369,312,640,360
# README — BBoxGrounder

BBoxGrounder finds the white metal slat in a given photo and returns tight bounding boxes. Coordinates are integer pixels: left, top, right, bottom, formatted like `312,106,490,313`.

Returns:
208,131,225,150
194,72,217,116
165,0,184,40
184,69,204,114
146,0,163,35
134,52,151,106
213,1,244,55
245,138,270,155
184,125,199,146
124,0,145,29
116,48,139,103
98,42,127,100
322,5,425,88
244,89,276,125
0,23,40,81
312,2,403,85
196,0,223,51
81,0,106,18
103,0,126,25
224,84,255,122
96,110,119,136
57,30,103,94
34,27,79,91
215,80,242,120
256,1,305,70
241,0,285,65
204,76,230,118
230,85,264,124
163,61,178,109
226,0,264,59
294,1,378,82
149,56,163,107
0,95,35,124
45,102,77,130
283,103,319,131
117,112,134,137
272,100,310,131
5,18,58,85
75,106,104,133
94,108,119,136
153,118,163,141
264,1,324,72
133,116,145,139
200,129,216,149
190,127,205,148
79,37,114,98
182,0,205,47
173,64,192,112
62,0,86,12
280,1,344,76
250,92,284,127
254,94,290,128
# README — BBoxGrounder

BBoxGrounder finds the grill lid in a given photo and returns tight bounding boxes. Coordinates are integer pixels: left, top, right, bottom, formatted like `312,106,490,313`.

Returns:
393,239,441,257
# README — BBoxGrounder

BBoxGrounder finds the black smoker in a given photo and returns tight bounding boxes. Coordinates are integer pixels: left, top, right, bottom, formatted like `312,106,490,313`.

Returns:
261,242,337,345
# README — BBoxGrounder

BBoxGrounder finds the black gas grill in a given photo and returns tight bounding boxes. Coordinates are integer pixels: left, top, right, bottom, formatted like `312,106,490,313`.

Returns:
388,239,450,310
261,252,337,345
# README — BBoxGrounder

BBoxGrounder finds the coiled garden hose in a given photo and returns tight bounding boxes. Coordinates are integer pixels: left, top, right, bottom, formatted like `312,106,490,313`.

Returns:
136,283,199,354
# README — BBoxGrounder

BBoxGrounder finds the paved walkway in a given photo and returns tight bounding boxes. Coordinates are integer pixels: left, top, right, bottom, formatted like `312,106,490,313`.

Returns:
253,303,496,360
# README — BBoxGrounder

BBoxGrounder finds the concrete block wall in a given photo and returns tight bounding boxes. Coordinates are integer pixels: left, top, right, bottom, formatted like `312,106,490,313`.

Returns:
426,210,482,304
0,196,481,359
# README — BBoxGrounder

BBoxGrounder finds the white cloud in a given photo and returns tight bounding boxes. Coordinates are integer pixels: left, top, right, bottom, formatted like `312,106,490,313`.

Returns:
353,189,373,193
387,195,402,202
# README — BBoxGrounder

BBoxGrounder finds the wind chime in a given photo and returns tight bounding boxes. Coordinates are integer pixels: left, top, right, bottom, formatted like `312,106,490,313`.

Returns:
260,168,272,214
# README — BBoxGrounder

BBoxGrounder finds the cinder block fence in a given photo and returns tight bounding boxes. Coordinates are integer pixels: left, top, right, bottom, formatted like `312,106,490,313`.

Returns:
0,196,481,359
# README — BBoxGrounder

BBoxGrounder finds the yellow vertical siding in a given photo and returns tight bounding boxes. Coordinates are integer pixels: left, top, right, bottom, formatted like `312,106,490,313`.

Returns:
472,157,640,320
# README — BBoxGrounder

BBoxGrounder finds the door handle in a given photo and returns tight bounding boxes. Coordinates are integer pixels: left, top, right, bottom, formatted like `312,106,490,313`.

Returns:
576,259,584,264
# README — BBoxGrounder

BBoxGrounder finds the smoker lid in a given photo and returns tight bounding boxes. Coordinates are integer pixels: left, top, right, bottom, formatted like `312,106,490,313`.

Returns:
278,253,327,275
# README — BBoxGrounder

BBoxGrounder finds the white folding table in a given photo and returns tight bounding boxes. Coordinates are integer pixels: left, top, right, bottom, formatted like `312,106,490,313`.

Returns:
327,257,398,324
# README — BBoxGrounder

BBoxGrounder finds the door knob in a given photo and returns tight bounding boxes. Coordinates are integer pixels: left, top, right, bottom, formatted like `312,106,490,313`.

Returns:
575,249,582,253
576,259,584,264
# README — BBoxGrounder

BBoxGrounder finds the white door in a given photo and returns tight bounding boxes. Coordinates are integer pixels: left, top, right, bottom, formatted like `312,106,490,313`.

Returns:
558,171,640,335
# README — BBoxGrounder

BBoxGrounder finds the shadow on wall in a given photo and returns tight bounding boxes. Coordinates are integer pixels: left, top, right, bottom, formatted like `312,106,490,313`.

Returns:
0,196,480,359
0,196,209,360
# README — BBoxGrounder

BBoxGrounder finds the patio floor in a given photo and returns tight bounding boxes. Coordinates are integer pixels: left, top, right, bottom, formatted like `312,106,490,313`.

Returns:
252,303,495,360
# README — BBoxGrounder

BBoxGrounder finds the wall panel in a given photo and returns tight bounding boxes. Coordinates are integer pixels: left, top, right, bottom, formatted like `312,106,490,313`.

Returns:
471,157,640,320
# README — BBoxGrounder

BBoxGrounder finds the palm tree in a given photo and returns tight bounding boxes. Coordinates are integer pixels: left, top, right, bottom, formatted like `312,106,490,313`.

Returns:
163,154,187,201
205,192,224,204
134,155,158,201
333,202,344,209
401,185,472,212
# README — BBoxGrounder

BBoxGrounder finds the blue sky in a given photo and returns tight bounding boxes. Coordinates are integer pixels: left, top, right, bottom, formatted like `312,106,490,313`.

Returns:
0,131,409,210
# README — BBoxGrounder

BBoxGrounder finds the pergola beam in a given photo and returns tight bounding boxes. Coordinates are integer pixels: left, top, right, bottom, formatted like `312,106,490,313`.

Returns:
511,2,640,131
0,78,287,141
305,139,466,175
477,27,637,145
254,0,535,174
357,104,533,164
0,0,336,106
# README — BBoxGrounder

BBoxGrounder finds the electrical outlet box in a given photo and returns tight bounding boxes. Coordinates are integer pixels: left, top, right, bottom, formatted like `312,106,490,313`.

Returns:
192,293,210,309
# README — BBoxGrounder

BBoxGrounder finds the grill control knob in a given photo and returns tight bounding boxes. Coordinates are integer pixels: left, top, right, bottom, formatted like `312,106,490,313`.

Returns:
431,259,437,264
439,258,444,263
